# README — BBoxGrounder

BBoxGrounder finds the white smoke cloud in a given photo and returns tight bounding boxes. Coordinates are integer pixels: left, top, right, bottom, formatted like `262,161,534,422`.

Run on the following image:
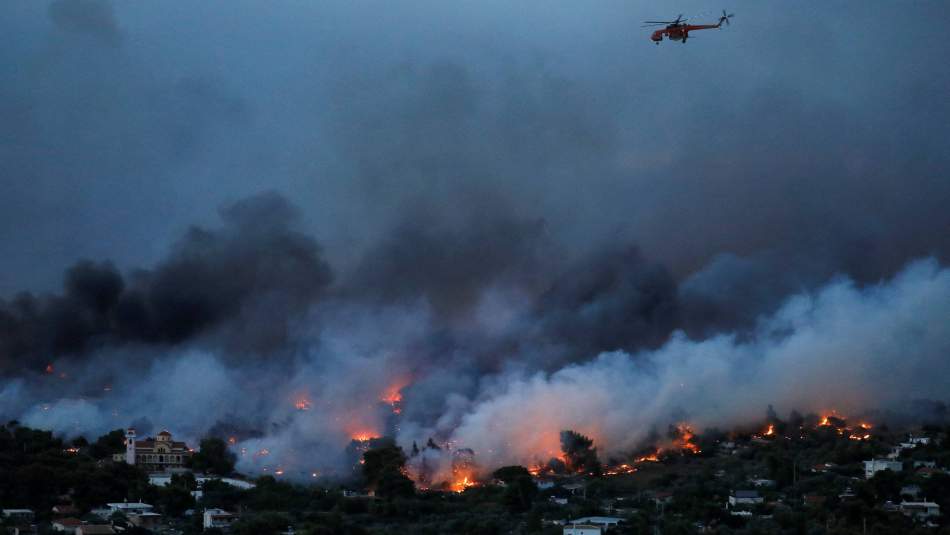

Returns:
441,258,950,469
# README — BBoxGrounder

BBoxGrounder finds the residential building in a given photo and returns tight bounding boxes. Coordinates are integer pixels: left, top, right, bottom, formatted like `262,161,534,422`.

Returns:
729,490,763,506
76,526,115,535
1,510,34,523
563,524,602,535
104,502,154,515
50,518,82,532
899,501,940,519
203,508,238,530
570,517,622,529
864,459,902,479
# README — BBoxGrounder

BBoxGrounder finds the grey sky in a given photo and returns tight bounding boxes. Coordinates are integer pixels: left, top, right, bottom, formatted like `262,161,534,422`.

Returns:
2,0,948,296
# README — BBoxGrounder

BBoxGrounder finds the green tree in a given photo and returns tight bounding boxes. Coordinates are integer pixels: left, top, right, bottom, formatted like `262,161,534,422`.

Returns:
90,429,126,459
492,465,532,484
187,437,236,475
362,441,407,489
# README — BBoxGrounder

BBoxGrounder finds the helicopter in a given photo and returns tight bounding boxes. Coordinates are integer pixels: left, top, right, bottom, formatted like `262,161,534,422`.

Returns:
644,10,734,44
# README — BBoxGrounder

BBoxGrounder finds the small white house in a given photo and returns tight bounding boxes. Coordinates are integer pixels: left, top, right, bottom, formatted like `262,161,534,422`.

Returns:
899,501,940,519
203,508,238,529
564,524,602,535
864,459,902,479
729,490,763,506
1,510,34,522
105,502,153,514
908,435,931,446
571,517,622,528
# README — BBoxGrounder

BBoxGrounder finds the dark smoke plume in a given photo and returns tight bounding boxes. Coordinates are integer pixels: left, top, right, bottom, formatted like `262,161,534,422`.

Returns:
0,191,331,375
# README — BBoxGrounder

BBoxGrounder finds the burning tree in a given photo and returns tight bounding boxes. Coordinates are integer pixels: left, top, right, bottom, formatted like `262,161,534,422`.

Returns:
560,430,601,475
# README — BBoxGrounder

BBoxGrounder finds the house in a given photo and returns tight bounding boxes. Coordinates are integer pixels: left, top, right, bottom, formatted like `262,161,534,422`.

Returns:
104,502,154,515
899,501,940,519
112,429,192,472
913,460,936,469
549,497,568,506
51,518,82,532
563,524,602,535
729,490,763,506
570,517,622,529
203,508,238,530
51,505,79,517
864,459,902,479
128,512,162,530
907,435,931,446
76,526,116,535
149,473,257,490
1,510,35,523
750,478,776,487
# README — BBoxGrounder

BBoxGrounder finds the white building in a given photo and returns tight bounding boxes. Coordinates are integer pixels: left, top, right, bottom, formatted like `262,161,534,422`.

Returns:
729,490,763,506
103,502,154,517
564,525,602,535
571,517,622,528
864,459,902,479
203,508,238,529
908,435,931,446
1,509,34,522
899,501,940,519
149,473,256,490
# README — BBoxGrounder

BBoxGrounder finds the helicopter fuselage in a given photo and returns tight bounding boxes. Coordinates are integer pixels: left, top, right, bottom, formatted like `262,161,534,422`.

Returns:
651,22,722,43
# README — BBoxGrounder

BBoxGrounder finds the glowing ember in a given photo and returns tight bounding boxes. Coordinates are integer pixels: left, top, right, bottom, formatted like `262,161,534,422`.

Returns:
381,381,408,415
275,469,284,476
604,463,638,476
351,433,375,442
228,436,237,445
764,424,775,436
255,448,270,457
294,397,312,411
45,364,54,374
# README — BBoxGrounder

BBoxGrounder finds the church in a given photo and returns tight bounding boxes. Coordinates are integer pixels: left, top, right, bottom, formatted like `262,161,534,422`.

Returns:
113,429,193,472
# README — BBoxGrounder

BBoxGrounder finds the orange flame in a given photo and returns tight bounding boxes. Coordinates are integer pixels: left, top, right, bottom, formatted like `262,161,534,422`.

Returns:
381,380,409,415
674,423,701,454
764,424,775,436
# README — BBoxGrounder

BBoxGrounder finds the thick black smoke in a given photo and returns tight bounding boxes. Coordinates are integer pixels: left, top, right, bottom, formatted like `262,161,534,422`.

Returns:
0,192,331,375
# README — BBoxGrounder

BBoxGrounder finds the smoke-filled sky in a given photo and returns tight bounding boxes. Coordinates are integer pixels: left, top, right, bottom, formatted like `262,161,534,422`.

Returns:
2,0,949,481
